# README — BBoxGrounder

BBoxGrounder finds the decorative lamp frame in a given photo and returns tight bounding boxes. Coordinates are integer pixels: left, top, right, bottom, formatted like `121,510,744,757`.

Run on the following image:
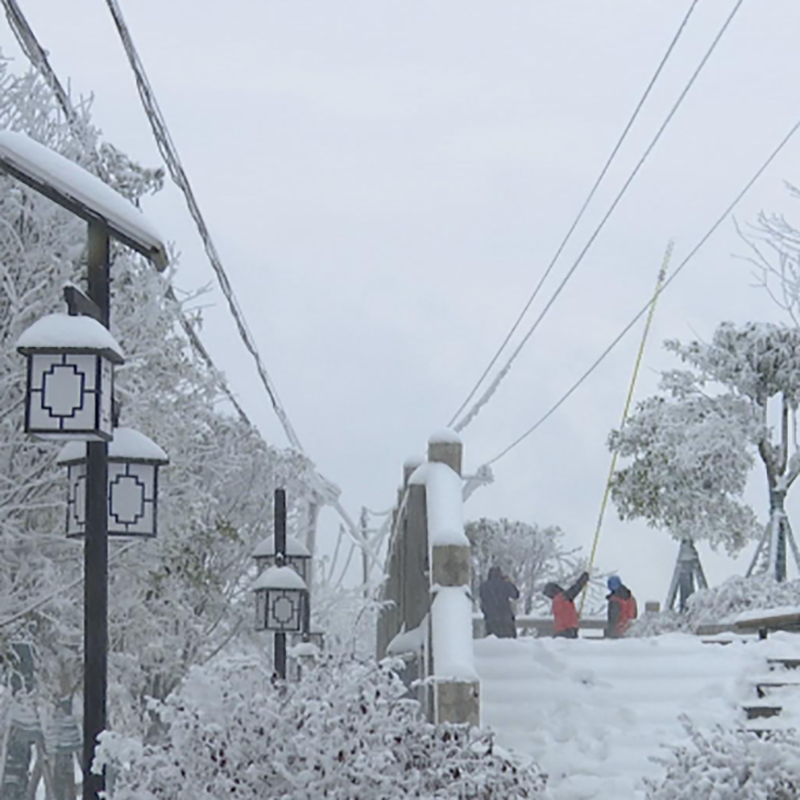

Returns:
57,427,168,538
252,565,308,633
17,313,124,441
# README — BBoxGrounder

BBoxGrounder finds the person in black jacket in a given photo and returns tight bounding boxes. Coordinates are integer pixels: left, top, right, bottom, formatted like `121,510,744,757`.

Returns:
479,566,520,638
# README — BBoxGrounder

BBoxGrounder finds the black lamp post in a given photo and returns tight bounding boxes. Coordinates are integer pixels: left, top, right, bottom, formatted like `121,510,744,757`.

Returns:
252,489,308,680
1,131,168,800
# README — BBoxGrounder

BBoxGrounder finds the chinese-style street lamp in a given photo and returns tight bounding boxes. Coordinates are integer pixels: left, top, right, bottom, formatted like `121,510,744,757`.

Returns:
16,313,123,441
1,130,168,800
57,427,169,538
252,489,309,680
253,532,311,582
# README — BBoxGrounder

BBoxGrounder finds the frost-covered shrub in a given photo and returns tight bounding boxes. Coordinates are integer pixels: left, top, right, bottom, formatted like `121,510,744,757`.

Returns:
627,574,800,637
98,656,547,799
645,716,800,799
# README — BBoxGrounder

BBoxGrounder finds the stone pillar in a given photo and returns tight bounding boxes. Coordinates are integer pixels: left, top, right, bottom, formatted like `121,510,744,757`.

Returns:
403,483,429,633
427,430,462,476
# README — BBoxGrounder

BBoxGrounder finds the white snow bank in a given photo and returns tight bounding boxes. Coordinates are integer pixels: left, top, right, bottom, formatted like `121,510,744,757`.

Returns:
475,632,800,798
0,132,166,266
409,462,469,546
17,313,124,361
252,535,311,559
387,617,428,656
428,429,461,445
251,565,307,592
430,586,477,682
57,427,168,464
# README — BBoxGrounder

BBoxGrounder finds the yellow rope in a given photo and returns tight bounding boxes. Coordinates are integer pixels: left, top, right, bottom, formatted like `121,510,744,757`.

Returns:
579,240,674,616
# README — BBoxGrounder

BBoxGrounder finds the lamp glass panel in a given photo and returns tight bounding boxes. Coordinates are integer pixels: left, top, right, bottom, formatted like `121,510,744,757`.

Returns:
265,588,304,632
66,463,87,536
108,462,156,536
27,353,108,437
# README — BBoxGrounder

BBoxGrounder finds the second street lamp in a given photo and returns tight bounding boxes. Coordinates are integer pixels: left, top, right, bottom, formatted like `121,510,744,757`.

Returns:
57,427,169,538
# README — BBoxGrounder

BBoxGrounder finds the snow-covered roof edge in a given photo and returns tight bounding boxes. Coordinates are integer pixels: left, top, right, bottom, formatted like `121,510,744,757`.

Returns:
251,565,307,592
0,131,167,268
57,427,168,465
252,535,311,559
17,313,125,363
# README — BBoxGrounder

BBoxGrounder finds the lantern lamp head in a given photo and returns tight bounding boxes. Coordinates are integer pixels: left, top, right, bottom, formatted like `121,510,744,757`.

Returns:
17,314,124,441
57,427,168,538
252,565,308,633
252,534,312,582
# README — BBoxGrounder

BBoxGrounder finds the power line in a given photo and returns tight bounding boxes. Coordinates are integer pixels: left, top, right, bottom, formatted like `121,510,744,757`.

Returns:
103,0,305,453
2,0,75,123
452,0,745,434
102,1,385,562
482,111,800,468
447,0,700,429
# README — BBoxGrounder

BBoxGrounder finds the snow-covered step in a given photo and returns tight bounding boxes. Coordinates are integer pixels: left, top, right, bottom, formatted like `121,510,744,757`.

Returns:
474,633,797,799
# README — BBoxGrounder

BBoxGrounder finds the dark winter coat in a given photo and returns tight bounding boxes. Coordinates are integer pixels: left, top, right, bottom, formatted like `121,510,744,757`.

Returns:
544,572,589,638
606,585,637,638
479,569,520,639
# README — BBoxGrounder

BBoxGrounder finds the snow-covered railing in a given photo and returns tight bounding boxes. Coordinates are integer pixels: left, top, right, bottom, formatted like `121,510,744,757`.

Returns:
378,432,479,726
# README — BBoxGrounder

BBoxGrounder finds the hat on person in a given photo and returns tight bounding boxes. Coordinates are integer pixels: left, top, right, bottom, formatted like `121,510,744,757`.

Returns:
607,575,622,591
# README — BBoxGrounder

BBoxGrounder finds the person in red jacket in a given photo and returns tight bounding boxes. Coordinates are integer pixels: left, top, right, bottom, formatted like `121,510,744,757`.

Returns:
605,575,637,638
543,571,589,639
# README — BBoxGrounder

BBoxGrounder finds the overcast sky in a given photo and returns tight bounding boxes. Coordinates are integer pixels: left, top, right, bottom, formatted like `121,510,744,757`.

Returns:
9,0,800,604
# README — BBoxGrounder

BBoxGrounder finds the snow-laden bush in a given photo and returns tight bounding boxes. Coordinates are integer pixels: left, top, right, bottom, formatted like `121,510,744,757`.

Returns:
645,716,800,799
98,656,548,799
627,574,800,636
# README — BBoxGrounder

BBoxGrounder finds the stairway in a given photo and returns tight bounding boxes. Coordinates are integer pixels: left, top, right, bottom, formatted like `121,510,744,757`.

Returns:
743,657,800,735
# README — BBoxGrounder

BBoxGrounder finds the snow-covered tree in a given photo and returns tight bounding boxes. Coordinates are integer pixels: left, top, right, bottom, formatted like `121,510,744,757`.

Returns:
610,321,800,580
0,53,321,793
608,376,759,553
466,518,586,614
628,574,800,636
97,656,548,799
645,716,800,799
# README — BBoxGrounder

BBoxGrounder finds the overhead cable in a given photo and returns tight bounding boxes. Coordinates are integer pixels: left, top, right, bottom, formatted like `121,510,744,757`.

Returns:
447,0,700,429
2,0,75,123
103,0,383,564
452,0,746,434
103,0,304,452
483,112,800,468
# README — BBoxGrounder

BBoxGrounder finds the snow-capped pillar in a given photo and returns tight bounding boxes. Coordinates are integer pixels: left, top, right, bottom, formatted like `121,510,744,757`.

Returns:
424,431,480,727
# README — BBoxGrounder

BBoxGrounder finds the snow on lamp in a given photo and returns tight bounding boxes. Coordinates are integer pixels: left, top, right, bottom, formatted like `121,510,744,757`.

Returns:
17,313,124,441
252,565,308,633
57,427,168,538
252,534,312,583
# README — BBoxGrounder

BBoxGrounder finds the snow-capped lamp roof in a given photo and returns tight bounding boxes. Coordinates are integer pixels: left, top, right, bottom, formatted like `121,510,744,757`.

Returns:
252,535,311,559
57,427,169,466
428,429,461,445
0,131,168,270
16,313,125,363
251,565,307,592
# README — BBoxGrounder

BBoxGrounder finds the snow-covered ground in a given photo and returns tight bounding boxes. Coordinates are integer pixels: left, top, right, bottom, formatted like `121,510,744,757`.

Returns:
475,632,800,799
